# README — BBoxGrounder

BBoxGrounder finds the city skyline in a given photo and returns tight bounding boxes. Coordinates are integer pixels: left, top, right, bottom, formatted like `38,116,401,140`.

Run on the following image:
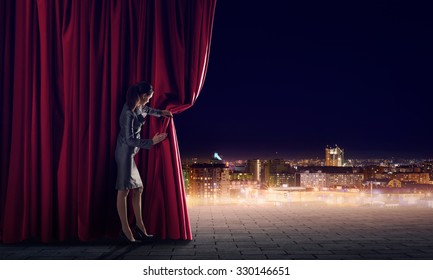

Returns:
174,1,433,159
182,148,433,202
180,150,433,169
180,148,433,163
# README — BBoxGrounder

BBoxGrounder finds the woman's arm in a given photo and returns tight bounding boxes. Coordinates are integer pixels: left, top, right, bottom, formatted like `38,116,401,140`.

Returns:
139,105,173,118
124,111,153,149
142,105,162,117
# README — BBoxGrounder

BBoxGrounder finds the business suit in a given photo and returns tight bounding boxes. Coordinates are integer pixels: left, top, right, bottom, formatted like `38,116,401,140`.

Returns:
115,104,161,190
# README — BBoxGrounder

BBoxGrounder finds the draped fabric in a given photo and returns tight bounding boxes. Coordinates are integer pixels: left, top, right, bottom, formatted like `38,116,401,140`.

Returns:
0,0,216,243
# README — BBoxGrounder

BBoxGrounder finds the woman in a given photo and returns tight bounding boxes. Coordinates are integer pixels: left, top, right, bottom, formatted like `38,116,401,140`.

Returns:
115,81,172,243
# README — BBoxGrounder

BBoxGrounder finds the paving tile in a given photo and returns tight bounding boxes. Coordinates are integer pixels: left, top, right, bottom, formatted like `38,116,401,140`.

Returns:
260,249,288,255
241,255,268,260
84,247,116,253
195,251,219,256
315,255,364,260
172,249,196,256
235,242,257,248
286,255,317,260
359,254,411,259
122,255,154,260
148,251,174,256
256,243,280,249
173,255,219,260
218,253,242,260
265,255,293,260
149,247,175,252
301,245,325,250
214,241,236,247
25,256,68,260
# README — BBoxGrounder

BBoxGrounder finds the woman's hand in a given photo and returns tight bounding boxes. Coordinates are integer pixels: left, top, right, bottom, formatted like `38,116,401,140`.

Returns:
161,110,173,118
152,132,168,145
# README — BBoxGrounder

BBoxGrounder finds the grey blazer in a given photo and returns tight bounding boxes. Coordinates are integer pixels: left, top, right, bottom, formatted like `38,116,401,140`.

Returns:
114,104,162,190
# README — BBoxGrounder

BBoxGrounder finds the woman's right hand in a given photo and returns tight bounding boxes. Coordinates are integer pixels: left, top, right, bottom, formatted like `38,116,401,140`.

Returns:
152,132,168,145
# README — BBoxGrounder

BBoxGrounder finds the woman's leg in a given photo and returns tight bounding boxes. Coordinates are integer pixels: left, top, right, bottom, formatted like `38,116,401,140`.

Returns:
132,187,150,235
116,190,136,241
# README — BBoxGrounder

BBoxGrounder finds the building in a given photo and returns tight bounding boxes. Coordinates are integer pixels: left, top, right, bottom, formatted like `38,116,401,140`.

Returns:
230,171,253,181
390,172,430,184
189,163,229,198
420,161,433,183
299,171,364,189
299,172,326,189
269,173,296,187
297,166,357,174
246,159,261,182
262,159,292,186
363,178,392,188
182,163,191,194
326,173,364,187
325,145,344,167
370,172,430,184
362,165,389,180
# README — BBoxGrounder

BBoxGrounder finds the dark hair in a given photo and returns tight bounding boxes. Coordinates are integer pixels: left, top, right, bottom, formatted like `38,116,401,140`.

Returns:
126,81,153,110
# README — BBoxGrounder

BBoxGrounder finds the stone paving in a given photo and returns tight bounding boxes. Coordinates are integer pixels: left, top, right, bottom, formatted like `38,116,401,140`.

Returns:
1,202,433,260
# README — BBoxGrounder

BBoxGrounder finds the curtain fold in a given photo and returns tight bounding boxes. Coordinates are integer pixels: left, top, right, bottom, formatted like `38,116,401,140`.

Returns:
142,0,217,240
0,0,216,243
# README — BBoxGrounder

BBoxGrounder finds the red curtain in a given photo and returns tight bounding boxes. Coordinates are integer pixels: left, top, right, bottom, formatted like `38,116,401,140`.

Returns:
0,0,216,243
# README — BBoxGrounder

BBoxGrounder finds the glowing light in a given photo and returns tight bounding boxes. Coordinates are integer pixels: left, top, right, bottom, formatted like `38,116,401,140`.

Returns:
213,152,222,160
186,185,433,208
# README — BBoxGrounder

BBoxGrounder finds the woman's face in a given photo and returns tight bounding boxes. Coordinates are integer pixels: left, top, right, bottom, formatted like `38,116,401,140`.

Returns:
139,91,154,106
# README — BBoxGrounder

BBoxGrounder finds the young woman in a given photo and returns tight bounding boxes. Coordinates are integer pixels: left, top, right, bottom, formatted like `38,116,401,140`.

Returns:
115,81,172,242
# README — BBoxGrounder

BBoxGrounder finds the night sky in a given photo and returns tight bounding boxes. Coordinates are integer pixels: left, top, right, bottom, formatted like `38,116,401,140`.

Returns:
175,0,432,160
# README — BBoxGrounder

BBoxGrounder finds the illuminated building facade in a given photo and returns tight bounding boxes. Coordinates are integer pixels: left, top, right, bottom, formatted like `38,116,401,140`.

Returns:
182,163,190,194
299,172,326,189
269,173,296,187
230,171,253,181
262,159,294,186
326,173,364,187
299,171,364,189
189,163,229,198
325,145,344,167
389,173,430,184
247,159,261,182
369,172,430,184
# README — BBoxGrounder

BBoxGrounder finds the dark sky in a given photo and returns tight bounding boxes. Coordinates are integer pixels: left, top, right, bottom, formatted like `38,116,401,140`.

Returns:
175,0,433,160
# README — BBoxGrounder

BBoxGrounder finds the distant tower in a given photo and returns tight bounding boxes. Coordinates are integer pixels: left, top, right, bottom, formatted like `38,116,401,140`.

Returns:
246,159,261,182
325,145,344,166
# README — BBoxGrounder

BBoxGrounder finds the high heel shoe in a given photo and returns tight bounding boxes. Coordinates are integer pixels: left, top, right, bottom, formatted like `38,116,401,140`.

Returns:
133,225,154,240
119,231,141,244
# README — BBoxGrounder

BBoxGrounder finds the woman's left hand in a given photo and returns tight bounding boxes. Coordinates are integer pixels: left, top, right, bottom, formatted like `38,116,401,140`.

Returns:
161,110,173,118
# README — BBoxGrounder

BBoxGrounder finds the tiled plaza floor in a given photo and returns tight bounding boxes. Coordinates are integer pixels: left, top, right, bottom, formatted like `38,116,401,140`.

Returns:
1,202,433,260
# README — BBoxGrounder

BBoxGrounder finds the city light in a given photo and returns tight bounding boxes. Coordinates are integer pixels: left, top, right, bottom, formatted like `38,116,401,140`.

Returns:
182,149,433,208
